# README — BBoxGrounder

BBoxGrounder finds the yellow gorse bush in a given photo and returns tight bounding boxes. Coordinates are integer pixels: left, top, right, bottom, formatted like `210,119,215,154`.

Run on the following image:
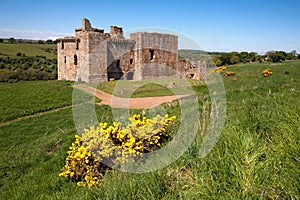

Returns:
262,68,272,77
59,135,103,188
82,114,176,164
207,66,236,77
223,71,235,77
208,66,227,74
59,114,176,188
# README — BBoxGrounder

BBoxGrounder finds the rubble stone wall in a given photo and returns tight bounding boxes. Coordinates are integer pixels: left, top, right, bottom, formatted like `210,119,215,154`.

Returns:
57,18,205,83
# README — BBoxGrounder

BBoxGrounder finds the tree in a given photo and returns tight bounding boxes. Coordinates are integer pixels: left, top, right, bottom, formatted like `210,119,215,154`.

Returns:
256,55,264,63
249,52,258,62
286,50,297,60
45,39,53,44
38,40,44,44
265,51,275,61
286,53,294,60
240,51,249,63
213,57,222,66
269,51,286,63
219,53,232,65
0,38,3,43
230,55,240,64
8,37,16,44
290,50,297,57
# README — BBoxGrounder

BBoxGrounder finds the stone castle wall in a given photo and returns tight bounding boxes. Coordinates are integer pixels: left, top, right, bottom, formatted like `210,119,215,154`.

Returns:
57,37,77,81
57,18,205,83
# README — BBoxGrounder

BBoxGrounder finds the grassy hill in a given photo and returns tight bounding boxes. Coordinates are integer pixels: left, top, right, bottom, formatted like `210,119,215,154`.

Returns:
0,61,299,199
178,49,224,61
0,43,57,59
0,43,57,82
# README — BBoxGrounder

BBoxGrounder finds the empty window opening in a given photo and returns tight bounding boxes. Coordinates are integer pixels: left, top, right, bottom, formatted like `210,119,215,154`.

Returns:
76,40,79,50
74,55,78,65
64,56,66,63
127,71,134,80
149,49,154,60
130,58,133,64
116,59,120,67
61,41,64,49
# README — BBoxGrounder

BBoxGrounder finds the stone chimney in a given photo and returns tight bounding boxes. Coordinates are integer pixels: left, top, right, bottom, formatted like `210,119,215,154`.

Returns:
110,26,124,38
82,18,93,31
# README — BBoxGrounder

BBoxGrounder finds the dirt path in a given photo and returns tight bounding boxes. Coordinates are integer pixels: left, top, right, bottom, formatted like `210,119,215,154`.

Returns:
74,84,190,109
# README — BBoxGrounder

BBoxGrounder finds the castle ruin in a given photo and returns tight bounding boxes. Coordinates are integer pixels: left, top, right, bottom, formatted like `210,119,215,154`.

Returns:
57,18,204,83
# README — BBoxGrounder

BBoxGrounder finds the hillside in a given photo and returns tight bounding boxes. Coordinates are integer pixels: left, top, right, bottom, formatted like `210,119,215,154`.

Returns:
178,49,223,61
0,43,57,59
0,61,299,199
0,43,57,82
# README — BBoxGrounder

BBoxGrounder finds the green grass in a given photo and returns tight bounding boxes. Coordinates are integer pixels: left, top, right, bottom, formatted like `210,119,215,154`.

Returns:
0,61,300,199
0,43,57,59
0,80,92,123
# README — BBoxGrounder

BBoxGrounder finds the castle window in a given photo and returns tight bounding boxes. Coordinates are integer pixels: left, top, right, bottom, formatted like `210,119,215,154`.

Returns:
127,71,134,80
61,41,64,49
74,55,78,65
64,56,66,63
130,58,133,65
149,49,154,60
76,40,79,50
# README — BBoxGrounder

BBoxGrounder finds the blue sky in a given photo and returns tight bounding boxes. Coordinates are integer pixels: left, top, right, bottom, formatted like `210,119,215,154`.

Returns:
0,0,299,53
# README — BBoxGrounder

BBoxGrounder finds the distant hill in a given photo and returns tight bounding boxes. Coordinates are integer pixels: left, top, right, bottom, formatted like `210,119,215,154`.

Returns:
178,49,226,61
0,43,57,59
0,42,57,82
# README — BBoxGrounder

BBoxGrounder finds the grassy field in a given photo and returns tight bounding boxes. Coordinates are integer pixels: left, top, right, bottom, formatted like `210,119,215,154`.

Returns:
0,43,57,59
0,43,57,82
0,61,299,199
0,81,85,123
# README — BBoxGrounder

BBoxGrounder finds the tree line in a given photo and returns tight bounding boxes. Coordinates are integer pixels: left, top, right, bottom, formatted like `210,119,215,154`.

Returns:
212,50,299,66
0,37,57,44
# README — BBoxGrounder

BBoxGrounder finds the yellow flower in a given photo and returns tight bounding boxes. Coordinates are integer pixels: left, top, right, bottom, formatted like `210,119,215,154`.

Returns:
77,182,86,187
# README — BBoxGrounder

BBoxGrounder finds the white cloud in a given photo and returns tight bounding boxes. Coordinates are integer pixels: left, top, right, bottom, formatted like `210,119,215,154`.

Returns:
0,28,72,40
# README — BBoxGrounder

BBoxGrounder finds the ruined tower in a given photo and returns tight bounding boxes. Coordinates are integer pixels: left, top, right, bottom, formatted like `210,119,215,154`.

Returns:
57,18,204,83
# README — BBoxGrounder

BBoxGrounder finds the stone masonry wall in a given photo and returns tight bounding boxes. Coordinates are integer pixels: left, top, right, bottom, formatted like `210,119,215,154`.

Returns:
57,18,205,83
130,32,179,80
107,38,136,80
57,38,77,81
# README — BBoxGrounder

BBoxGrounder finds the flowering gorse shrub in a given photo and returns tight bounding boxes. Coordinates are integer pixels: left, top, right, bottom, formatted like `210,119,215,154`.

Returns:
223,71,235,77
59,114,176,187
82,114,176,165
262,68,272,77
208,66,227,74
59,135,103,188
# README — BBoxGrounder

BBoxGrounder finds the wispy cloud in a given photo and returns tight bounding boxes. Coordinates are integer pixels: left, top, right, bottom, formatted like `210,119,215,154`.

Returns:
0,28,72,40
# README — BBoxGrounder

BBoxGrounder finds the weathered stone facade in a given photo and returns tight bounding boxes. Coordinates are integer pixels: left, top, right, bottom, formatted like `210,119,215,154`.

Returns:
57,18,204,83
